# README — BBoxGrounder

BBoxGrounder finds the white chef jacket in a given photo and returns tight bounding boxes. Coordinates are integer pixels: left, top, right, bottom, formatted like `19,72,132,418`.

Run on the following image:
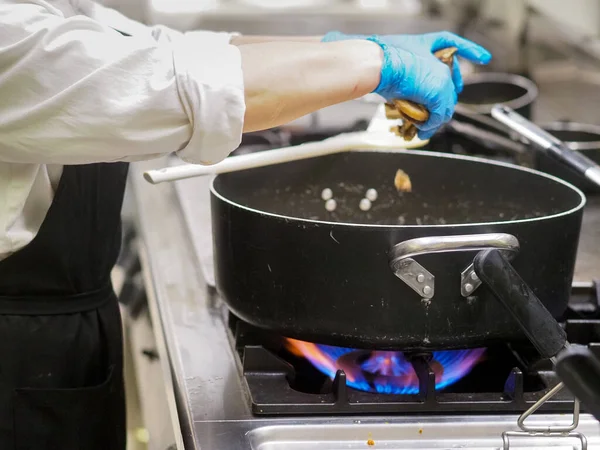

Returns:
0,0,245,261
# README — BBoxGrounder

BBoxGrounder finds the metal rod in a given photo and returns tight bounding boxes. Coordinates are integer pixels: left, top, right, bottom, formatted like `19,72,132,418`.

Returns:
502,381,587,449
517,383,579,432
502,430,587,450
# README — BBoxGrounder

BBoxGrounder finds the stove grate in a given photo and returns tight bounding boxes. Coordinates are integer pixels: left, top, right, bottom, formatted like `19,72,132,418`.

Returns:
230,283,599,416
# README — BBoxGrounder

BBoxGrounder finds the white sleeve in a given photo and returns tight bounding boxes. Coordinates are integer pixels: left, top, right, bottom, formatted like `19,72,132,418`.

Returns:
75,0,239,48
0,2,245,165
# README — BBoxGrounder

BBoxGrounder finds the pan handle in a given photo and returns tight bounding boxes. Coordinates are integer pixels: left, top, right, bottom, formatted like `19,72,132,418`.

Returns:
555,345,600,421
473,249,567,359
475,250,600,421
389,233,519,299
491,104,600,188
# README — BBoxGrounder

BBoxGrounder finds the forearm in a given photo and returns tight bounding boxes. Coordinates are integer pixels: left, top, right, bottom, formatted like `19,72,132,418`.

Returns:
231,35,323,45
240,40,382,133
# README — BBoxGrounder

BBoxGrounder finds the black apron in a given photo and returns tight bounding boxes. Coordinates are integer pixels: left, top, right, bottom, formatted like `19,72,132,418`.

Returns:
0,162,129,449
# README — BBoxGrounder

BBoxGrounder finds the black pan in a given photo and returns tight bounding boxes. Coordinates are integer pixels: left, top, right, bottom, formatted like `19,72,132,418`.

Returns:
535,121,600,194
210,148,585,351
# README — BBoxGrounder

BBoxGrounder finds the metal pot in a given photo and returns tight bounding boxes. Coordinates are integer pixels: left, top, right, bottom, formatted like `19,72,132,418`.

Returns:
442,72,539,158
210,149,584,351
456,72,539,119
535,122,600,194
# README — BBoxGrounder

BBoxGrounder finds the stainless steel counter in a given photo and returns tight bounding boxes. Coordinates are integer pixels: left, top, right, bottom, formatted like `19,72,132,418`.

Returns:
576,195,600,282
130,157,600,450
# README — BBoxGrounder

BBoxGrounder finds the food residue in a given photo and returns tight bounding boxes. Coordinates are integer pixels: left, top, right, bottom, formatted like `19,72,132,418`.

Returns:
367,439,375,446
394,169,412,192
419,428,423,435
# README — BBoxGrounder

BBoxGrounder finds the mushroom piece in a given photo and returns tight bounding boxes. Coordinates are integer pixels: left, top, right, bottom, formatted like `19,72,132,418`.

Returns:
394,169,412,193
384,47,458,141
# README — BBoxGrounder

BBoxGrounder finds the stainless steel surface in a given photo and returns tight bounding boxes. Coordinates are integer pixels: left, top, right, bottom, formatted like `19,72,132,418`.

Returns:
492,105,559,150
516,382,579,432
390,257,435,299
247,418,596,450
390,233,519,298
461,264,481,297
586,166,600,186
389,233,520,260
503,382,587,450
171,167,216,287
129,156,600,450
123,303,178,450
576,196,600,282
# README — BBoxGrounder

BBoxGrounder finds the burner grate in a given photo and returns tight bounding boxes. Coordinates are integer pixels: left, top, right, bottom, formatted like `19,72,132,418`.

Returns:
230,283,599,416
241,345,574,416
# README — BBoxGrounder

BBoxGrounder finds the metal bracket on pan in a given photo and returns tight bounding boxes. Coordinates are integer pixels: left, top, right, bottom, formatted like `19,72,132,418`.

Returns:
392,258,435,299
461,263,482,297
389,233,520,299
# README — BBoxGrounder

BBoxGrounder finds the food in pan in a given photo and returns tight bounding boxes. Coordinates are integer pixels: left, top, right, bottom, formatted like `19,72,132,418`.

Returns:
394,169,412,192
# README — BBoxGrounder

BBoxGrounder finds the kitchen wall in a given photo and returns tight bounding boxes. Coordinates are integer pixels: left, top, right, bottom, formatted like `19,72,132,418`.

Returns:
529,0,600,38
102,0,600,39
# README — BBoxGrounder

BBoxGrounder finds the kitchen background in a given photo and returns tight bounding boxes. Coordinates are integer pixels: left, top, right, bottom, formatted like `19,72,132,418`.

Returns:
109,1,600,449
116,0,600,220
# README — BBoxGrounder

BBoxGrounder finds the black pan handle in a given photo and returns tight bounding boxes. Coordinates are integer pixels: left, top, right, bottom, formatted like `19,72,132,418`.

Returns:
491,105,600,188
555,345,600,421
473,249,567,359
445,119,528,156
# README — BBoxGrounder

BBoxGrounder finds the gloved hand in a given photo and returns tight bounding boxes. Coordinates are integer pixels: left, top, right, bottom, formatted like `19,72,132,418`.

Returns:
322,31,492,139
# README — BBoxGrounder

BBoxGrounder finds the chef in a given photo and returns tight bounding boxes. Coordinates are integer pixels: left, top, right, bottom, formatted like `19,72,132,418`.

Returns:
0,0,491,448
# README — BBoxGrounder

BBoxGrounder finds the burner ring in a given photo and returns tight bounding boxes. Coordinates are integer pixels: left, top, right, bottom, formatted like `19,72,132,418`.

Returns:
284,338,486,395
336,350,424,394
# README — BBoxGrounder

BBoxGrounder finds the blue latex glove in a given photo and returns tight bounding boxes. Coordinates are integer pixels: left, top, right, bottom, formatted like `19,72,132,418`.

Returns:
322,32,492,139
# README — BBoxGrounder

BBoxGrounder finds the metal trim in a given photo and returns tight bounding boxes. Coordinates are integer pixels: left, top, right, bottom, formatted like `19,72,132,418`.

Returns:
542,121,600,152
456,72,539,115
210,149,586,229
389,233,520,298
389,233,520,262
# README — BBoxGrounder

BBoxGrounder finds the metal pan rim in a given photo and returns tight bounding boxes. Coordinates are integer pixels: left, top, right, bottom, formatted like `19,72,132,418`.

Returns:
541,121,600,152
455,72,539,115
210,148,586,229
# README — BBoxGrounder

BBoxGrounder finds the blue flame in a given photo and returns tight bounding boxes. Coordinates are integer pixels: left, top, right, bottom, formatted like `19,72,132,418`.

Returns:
287,339,485,395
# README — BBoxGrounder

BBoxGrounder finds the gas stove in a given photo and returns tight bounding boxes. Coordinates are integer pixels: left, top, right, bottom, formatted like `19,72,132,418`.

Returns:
172,274,600,449
226,282,599,418
129,110,600,449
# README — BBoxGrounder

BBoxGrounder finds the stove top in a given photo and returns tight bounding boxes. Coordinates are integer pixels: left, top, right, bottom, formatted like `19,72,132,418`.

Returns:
224,283,600,417
130,152,600,449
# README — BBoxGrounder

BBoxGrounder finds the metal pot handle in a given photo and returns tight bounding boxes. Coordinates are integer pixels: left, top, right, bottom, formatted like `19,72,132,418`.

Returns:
389,233,520,299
